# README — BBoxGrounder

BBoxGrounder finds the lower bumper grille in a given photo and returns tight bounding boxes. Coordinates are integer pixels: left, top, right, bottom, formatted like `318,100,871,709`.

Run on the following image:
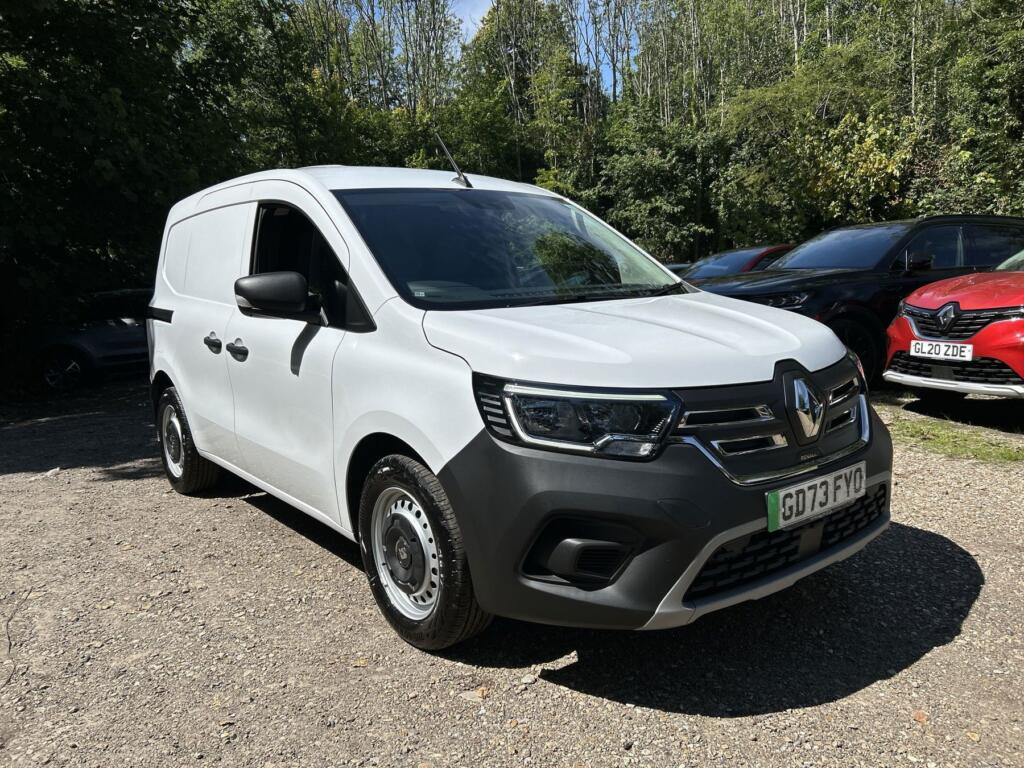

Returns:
889,352,1024,386
684,484,888,602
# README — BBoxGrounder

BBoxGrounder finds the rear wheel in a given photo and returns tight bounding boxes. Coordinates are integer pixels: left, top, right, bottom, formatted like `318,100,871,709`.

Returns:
358,454,491,650
156,387,220,494
829,318,881,383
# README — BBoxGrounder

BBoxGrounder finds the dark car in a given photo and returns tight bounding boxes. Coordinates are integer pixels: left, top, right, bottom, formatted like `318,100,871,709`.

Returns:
39,289,151,391
696,216,1024,380
683,244,794,281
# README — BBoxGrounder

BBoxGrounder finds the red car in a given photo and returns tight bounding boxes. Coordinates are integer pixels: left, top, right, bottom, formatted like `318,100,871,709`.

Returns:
884,251,1024,400
678,244,794,280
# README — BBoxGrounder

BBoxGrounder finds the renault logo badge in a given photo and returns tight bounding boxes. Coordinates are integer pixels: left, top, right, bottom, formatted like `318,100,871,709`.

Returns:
937,302,959,330
792,378,825,439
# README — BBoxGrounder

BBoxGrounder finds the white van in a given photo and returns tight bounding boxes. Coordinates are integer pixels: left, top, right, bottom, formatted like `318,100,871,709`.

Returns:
148,166,892,649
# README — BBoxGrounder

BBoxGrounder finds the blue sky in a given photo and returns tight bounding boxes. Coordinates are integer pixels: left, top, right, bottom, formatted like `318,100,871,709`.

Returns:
452,0,492,38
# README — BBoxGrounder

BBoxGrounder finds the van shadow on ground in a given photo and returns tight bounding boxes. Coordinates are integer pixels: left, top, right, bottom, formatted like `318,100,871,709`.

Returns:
0,382,162,480
2,382,983,718
249,483,981,718
448,522,981,716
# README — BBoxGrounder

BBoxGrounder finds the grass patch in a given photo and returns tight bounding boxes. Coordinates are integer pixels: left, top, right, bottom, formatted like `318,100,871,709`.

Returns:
887,417,1024,462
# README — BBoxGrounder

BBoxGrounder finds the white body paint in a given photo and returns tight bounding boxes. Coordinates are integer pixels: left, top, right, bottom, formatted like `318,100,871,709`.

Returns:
149,166,847,538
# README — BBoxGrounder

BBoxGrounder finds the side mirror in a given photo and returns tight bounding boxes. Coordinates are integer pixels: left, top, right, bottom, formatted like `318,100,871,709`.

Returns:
906,251,933,272
234,271,321,321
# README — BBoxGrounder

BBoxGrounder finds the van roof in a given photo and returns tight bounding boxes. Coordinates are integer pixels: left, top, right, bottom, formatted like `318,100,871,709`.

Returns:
192,165,554,199
167,165,559,223
299,165,555,195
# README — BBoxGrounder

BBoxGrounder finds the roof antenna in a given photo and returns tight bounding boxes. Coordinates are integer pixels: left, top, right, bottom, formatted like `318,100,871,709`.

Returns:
434,130,472,188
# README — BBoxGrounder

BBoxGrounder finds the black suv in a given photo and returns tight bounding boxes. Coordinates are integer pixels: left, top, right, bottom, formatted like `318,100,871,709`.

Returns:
696,216,1024,380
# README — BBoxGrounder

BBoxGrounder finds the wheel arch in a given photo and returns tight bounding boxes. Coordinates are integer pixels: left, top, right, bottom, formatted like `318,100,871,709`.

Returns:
150,370,175,415
822,306,887,380
344,432,428,538
822,304,887,351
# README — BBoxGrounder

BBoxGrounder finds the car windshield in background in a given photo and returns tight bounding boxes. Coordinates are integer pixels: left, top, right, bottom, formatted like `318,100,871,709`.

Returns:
773,224,912,270
685,248,764,278
995,250,1024,271
333,189,681,310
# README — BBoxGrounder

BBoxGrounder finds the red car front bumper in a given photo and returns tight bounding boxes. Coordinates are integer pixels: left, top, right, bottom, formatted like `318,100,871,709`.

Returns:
884,316,1024,397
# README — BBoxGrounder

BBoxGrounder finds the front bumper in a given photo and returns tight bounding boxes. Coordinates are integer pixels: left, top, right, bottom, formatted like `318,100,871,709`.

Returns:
885,315,1024,397
439,409,893,630
882,370,1024,398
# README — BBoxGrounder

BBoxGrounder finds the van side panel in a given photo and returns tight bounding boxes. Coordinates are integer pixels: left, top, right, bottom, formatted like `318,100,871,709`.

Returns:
184,205,250,304
151,200,254,465
332,298,481,535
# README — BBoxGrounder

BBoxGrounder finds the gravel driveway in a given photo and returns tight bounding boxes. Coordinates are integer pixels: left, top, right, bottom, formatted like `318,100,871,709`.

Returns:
1,384,1021,767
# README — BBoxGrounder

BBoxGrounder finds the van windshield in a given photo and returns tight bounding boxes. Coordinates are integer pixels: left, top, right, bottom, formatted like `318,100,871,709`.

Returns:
333,189,682,310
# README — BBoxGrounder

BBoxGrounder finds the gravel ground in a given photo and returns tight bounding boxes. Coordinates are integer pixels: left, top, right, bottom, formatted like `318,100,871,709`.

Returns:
1,383,1021,767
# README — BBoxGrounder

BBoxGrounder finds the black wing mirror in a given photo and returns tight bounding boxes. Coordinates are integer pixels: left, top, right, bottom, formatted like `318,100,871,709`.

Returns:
905,251,933,272
234,271,322,322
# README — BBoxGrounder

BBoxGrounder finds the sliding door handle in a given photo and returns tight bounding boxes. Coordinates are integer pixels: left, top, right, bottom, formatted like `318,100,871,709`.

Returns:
226,339,249,361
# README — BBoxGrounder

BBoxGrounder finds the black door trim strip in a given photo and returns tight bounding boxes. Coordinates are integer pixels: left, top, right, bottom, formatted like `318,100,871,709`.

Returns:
148,306,174,323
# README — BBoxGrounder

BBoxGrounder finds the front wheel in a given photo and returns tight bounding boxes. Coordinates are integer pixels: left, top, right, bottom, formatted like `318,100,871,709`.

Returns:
358,455,491,650
829,318,882,383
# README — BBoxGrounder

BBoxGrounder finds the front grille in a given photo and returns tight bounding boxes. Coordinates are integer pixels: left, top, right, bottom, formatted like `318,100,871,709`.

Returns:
905,304,1023,341
684,484,888,602
889,352,1024,386
672,358,866,484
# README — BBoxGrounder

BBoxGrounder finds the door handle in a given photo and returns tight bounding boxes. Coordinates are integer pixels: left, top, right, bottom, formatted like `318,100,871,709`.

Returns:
203,333,222,353
226,339,249,361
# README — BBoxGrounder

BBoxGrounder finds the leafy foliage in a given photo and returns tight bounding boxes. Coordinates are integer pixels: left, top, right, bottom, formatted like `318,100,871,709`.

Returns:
2,0,1023,367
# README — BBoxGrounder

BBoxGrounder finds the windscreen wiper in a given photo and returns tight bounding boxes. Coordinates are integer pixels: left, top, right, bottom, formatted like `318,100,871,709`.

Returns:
504,284,683,308
643,282,687,297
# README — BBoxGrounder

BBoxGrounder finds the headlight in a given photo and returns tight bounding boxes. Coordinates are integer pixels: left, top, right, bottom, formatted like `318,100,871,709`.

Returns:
761,292,810,309
473,376,679,459
897,299,906,317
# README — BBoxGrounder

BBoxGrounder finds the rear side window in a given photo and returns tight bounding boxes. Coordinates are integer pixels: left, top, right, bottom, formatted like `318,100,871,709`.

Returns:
903,225,961,269
183,205,251,303
250,203,348,322
964,224,1024,268
162,222,189,292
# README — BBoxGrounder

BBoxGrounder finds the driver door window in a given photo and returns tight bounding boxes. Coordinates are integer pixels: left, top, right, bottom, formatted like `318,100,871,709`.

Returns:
251,203,349,325
901,226,961,270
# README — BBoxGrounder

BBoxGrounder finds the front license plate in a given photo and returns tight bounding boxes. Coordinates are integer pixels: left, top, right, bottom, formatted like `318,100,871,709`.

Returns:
766,461,867,532
910,339,973,362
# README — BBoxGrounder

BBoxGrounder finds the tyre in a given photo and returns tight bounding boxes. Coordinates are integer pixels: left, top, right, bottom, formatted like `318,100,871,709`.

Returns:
829,318,882,383
156,386,220,494
41,348,89,392
358,454,491,650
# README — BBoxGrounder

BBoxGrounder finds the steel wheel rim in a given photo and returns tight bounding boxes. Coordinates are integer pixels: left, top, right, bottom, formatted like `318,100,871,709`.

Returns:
44,356,81,390
371,487,440,620
161,405,185,478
